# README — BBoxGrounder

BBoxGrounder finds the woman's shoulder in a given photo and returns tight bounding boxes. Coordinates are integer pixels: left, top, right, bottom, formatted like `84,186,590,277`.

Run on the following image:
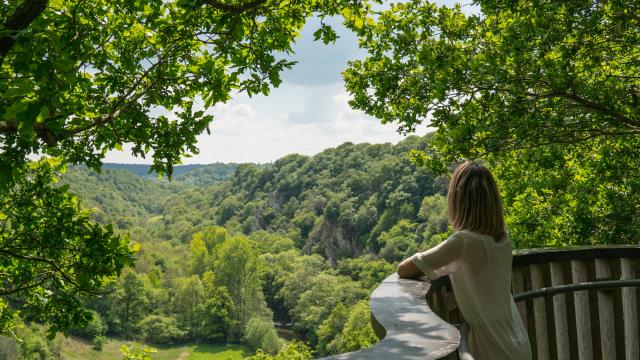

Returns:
452,230,510,244
452,229,492,239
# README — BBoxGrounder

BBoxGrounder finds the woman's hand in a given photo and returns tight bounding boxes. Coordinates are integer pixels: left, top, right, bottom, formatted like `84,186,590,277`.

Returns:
397,257,424,279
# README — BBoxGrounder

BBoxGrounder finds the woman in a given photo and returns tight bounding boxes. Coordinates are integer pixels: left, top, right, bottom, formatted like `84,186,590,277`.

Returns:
397,161,531,360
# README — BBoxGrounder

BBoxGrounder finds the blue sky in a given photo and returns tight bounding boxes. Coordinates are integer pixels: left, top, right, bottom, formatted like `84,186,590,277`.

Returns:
105,1,479,164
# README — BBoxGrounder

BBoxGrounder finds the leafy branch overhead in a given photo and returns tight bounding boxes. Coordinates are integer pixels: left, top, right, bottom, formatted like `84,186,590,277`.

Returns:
343,0,640,168
344,0,640,247
0,0,368,182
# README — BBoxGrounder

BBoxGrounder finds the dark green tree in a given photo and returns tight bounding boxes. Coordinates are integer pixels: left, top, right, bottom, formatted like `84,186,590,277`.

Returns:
111,268,148,339
344,0,640,246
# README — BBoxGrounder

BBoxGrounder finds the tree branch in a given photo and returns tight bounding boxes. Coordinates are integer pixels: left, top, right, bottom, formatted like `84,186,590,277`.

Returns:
0,0,49,66
200,0,268,13
0,274,50,295
556,91,640,130
0,248,80,289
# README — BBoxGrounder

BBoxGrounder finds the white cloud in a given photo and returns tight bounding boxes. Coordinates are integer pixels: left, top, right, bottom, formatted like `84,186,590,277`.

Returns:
105,83,432,165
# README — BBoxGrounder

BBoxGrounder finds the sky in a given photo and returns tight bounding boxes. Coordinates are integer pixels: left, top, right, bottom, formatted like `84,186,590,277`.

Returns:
105,1,479,165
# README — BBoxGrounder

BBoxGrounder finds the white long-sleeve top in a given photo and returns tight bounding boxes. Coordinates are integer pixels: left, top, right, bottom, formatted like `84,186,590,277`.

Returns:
410,230,532,360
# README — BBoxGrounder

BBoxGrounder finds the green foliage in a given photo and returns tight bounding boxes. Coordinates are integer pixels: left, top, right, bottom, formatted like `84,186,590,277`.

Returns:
172,275,205,339
0,0,368,179
250,231,295,254
346,0,640,158
138,315,185,344
120,345,157,360
316,300,377,355
69,310,107,340
190,236,211,276
0,159,135,336
496,140,640,247
93,335,106,351
338,301,377,352
0,0,370,336
201,287,236,342
0,321,63,360
290,274,368,344
44,136,459,355
110,268,149,339
377,220,419,262
334,257,395,290
60,166,179,228
164,137,437,261
173,163,239,187
246,340,314,360
316,303,349,355
345,0,640,247
418,194,449,247
244,317,283,355
213,235,269,339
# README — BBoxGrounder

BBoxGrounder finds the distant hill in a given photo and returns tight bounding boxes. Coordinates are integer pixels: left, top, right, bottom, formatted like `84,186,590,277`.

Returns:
62,162,240,227
61,167,179,228
173,163,240,187
102,163,211,178
98,162,240,185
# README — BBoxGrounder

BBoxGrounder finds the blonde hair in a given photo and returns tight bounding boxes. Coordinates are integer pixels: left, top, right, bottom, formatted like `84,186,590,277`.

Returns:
448,160,506,240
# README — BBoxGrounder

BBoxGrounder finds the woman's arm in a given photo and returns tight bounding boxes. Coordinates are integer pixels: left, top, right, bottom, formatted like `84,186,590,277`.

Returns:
397,257,424,279
398,233,466,280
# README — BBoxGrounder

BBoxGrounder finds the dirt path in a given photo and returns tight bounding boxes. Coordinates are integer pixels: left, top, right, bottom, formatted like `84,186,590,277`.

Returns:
176,351,189,360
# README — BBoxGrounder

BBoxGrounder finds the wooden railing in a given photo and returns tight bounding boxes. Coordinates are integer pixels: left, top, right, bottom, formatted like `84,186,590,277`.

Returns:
428,246,640,360
321,246,640,360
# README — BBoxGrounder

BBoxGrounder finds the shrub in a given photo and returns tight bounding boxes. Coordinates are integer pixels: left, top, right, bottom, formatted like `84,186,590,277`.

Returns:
93,335,106,351
138,315,186,344
244,317,283,354
70,310,107,340
246,341,313,360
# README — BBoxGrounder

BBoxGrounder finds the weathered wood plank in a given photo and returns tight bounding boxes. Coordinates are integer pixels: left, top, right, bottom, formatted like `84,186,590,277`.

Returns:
621,258,639,360
531,263,549,360
551,261,570,360
523,265,538,360
512,266,528,331
586,259,601,360
563,261,579,360
572,260,593,360
543,262,558,360
611,259,626,360
595,259,616,360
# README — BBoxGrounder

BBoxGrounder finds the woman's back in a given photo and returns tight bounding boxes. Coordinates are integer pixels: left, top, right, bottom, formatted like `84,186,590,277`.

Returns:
450,230,530,360
410,230,531,360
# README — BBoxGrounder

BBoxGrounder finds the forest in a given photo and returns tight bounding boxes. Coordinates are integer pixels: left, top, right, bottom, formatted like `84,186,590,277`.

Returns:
2,135,449,359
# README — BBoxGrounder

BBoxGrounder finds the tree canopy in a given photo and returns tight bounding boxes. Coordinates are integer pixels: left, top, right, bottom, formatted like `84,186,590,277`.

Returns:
345,0,640,162
344,0,640,246
0,0,366,179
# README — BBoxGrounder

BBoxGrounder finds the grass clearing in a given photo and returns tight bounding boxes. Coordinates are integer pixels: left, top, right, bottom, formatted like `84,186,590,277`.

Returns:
60,336,251,360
